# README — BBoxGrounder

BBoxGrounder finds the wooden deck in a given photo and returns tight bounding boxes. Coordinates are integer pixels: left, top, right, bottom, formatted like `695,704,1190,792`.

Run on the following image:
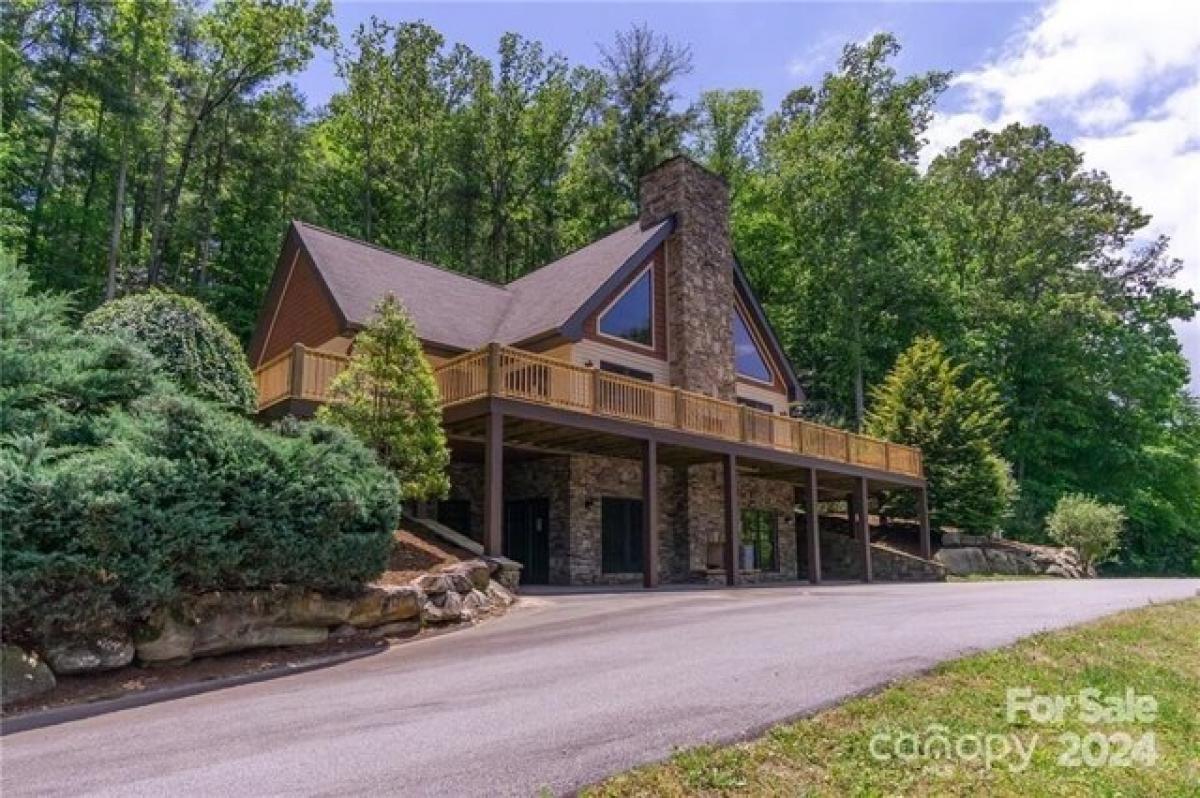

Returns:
254,343,923,480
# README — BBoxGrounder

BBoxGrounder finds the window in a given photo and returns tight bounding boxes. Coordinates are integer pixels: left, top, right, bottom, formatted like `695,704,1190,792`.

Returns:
598,268,653,347
736,396,774,413
741,509,778,571
600,361,654,382
733,306,773,383
601,497,643,573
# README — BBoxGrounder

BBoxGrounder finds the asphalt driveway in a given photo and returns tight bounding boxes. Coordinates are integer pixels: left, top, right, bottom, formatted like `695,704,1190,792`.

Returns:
3,578,1197,797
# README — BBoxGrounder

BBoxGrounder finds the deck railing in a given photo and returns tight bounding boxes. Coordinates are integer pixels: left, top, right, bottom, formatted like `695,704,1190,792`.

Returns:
254,342,923,477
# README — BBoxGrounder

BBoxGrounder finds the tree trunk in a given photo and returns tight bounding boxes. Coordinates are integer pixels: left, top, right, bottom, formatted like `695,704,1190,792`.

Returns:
105,0,147,300
145,95,175,286
24,0,84,264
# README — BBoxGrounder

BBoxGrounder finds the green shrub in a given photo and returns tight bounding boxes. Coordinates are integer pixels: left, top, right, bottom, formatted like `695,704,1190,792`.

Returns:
1,258,400,646
1045,494,1125,571
865,336,1014,533
318,294,449,500
0,393,399,644
82,290,257,413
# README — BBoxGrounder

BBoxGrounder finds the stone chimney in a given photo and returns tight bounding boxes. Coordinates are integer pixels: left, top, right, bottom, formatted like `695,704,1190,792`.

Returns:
639,156,736,399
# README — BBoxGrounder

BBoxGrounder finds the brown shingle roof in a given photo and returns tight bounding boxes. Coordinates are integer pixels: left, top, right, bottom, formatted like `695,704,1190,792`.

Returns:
293,219,672,351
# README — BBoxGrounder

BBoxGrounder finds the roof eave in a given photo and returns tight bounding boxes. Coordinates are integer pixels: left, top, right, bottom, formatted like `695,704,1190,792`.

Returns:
557,217,676,341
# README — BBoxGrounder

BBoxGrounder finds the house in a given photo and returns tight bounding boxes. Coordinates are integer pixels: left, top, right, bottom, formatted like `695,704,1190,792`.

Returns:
248,156,932,587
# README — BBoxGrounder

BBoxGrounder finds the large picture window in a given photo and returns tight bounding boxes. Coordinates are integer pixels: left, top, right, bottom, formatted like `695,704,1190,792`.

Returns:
601,497,643,573
598,268,653,346
733,306,773,383
741,509,778,571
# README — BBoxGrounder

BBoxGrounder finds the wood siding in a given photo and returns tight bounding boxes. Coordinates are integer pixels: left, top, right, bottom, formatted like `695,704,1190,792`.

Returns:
248,233,345,367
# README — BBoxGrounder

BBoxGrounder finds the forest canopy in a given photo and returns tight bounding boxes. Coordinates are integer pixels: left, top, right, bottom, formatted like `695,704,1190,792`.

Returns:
2,2,1196,572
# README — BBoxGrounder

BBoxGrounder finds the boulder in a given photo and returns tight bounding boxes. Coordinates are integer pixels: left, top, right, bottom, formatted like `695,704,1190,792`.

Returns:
135,610,197,665
348,585,422,628
192,623,327,657
44,634,135,676
369,620,420,639
445,572,474,595
485,582,516,608
484,556,523,591
1,644,56,704
329,624,359,641
460,589,491,620
412,573,454,595
933,546,992,576
281,591,352,626
422,590,463,624
445,560,491,592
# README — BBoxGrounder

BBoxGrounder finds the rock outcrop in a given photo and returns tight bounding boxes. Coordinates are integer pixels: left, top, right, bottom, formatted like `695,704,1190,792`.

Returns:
934,535,1091,578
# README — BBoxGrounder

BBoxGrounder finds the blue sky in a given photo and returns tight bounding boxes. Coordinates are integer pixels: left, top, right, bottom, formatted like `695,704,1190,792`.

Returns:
297,1,1200,392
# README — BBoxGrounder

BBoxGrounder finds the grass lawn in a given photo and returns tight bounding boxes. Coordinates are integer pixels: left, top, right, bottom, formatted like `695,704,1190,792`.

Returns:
587,598,1200,797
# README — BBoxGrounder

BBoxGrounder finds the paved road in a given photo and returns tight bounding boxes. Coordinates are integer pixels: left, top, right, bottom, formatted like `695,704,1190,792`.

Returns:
3,579,1197,796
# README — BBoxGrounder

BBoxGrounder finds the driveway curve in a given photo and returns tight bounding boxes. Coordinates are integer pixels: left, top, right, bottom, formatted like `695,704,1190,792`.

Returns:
3,578,1196,797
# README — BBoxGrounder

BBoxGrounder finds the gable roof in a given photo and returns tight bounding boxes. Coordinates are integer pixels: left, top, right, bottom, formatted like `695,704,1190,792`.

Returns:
291,219,673,351
281,218,800,399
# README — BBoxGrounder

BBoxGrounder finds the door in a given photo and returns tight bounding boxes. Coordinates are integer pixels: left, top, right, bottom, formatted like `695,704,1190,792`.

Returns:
601,497,643,574
504,499,550,584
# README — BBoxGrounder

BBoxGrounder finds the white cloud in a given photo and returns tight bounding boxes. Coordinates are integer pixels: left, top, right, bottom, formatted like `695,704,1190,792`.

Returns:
924,0,1200,391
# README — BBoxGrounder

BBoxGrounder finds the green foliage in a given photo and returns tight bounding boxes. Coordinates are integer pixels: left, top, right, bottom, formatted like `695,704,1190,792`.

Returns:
866,336,1014,533
739,34,949,427
82,290,257,412
0,252,399,645
318,294,450,500
1045,494,1125,571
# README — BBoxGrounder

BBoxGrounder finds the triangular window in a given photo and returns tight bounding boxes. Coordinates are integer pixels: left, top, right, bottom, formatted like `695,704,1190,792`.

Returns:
734,306,773,383
598,268,653,347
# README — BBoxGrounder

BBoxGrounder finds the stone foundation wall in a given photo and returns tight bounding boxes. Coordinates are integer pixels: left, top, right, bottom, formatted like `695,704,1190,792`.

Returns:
819,531,946,582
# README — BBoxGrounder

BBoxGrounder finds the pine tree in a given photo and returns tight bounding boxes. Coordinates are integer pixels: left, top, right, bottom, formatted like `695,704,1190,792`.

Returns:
318,294,449,500
866,336,1015,533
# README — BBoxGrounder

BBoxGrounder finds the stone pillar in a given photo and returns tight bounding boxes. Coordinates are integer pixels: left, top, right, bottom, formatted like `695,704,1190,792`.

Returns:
638,156,736,400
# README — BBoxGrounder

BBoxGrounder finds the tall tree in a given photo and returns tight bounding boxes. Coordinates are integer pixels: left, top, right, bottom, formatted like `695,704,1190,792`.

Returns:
687,88,762,196
740,34,948,428
596,24,693,209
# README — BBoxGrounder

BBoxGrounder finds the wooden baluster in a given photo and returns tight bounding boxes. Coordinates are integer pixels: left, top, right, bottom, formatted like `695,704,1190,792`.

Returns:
674,387,684,429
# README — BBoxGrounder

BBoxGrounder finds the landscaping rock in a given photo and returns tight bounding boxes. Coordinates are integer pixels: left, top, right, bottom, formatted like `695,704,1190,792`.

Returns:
460,589,491,620
445,560,491,592
44,634,135,675
486,582,516,608
135,610,197,665
282,591,352,626
422,590,463,624
369,620,420,638
1,644,56,704
192,623,327,657
446,572,474,595
484,556,523,591
412,573,454,595
329,624,359,641
933,546,992,576
348,585,422,628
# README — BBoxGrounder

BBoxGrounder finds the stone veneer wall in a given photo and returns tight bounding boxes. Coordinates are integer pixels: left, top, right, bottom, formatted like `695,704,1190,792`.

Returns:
639,157,736,400
682,464,799,581
446,455,800,586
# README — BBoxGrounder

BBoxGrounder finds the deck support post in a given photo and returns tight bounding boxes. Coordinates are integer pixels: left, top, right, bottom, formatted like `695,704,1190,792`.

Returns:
483,411,504,557
641,439,658,588
804,469,821,585
723,454,740,586
917,486,932,560
853,477,872,583
289,342,306,398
